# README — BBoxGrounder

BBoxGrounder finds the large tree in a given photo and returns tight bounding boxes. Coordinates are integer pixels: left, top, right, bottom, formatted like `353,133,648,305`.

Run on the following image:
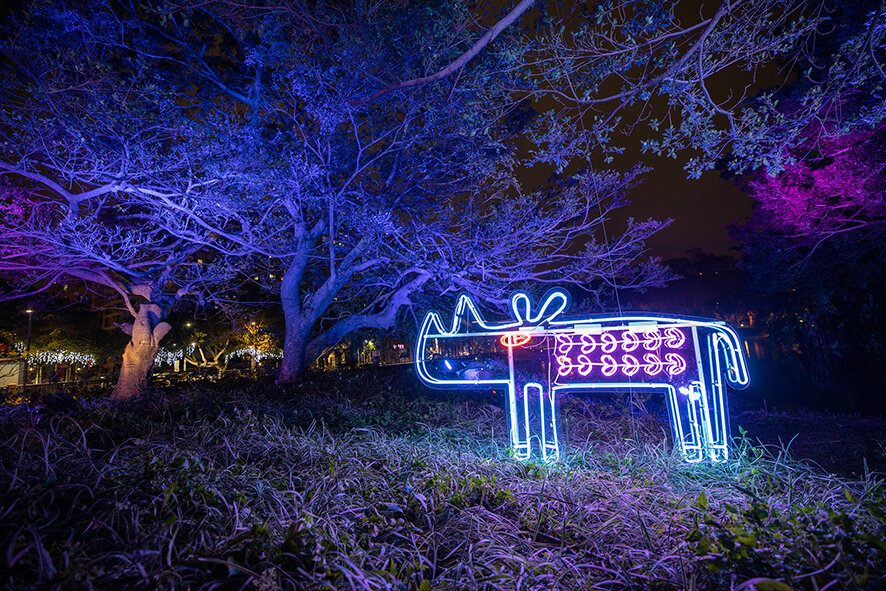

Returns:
5,0,882,393
0,4,242,398
66,0,668,382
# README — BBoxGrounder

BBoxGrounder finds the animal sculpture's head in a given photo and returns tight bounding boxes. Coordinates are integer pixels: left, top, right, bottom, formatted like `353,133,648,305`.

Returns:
415,290,570,387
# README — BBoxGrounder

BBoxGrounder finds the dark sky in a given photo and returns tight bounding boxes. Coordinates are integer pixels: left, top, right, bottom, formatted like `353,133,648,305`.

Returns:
516,0,765,261
519,133,754,261
620,158,752,260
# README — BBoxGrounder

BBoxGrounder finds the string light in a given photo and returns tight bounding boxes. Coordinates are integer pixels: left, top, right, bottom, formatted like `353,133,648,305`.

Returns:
13,343,95,366
156,344,195,366
224,347,282,363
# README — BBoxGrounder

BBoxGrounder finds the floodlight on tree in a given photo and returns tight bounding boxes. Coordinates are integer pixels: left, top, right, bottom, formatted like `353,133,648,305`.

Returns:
415,289,749,463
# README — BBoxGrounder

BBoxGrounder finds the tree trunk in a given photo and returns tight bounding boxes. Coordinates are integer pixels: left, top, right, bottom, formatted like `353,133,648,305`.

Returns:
112,303,172,400
278,316,310,384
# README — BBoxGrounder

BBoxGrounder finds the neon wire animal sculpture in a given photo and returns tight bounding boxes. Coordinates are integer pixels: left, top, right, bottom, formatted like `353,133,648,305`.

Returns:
415,289,749,463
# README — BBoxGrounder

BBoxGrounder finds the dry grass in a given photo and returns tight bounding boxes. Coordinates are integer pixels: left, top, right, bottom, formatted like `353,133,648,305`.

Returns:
1,369,884,590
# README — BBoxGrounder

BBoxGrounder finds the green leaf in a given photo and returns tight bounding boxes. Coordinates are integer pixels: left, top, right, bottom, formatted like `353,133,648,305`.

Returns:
697,491,708,510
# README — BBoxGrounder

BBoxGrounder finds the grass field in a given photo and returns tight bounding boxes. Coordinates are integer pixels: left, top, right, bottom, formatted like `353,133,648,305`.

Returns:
1,369,884,590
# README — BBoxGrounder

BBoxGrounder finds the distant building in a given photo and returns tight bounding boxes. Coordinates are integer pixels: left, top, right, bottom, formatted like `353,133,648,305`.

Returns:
318,337,414,370
0,358,25,388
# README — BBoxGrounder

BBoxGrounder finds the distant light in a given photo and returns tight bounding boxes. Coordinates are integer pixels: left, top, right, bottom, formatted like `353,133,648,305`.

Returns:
25,309,33,314
185,322,192,327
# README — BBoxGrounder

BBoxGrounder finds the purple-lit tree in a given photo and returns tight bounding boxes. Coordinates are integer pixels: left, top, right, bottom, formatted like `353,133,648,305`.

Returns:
733,121,886,409
745,124,886,263
1,1,674,389
70,0,669,382
0,7,241,398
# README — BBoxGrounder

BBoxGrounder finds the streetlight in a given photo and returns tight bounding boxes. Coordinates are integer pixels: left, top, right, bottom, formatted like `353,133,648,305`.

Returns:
25,309,33,356
24,308,33,386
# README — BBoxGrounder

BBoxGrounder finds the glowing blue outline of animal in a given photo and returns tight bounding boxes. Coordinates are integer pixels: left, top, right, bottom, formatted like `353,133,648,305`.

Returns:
415,289,750,463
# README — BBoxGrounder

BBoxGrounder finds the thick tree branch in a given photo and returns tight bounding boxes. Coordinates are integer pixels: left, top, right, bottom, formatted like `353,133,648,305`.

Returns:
349,0,535,106
0,160,122,217
306,271,432,361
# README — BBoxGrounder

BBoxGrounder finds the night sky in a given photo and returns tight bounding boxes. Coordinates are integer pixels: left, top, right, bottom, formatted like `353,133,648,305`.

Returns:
621,158,752,259
517,0,773,261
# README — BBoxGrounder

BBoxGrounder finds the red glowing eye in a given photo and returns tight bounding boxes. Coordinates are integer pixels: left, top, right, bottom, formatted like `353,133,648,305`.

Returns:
500,333,531,348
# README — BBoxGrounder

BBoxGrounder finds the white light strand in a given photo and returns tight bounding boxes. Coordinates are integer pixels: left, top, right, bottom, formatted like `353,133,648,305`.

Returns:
156,345,196,366
225,347,282,363
13,343,96,366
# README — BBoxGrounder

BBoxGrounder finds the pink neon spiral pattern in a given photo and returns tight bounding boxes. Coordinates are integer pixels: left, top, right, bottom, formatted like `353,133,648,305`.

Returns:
554,328,689,379
621,331,640,352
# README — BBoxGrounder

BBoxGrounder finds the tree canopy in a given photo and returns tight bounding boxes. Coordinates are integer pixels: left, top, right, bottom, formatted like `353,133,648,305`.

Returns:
1,0,883,395
0,0,671,392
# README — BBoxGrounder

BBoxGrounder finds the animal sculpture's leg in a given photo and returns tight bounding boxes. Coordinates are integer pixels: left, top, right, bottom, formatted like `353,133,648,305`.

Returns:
508,382,531,460
702,380,730,463
702,336,730,462
707,386,730,462
665,385,705,463
525,382,559,462
682,379,729,463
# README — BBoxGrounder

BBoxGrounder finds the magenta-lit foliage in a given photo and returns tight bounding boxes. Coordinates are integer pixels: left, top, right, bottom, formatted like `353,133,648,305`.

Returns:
735,121,886,411
748,125,886,245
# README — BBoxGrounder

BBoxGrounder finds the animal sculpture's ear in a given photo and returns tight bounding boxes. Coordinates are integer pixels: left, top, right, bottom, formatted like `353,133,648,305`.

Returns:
510,292,532,325
535,289,569,324
423,310,445,335
510,289,570,325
